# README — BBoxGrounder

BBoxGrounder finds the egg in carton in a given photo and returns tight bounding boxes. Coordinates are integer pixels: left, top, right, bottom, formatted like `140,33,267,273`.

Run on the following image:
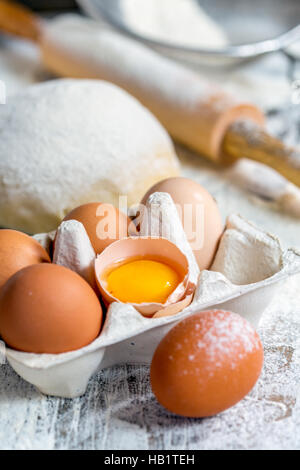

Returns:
4,193,300,398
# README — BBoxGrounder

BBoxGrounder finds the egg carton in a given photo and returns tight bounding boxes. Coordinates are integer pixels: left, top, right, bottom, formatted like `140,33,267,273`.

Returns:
4,193,300,398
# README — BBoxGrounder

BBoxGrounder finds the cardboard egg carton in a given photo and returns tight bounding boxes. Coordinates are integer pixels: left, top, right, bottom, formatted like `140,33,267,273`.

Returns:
4,193,300,398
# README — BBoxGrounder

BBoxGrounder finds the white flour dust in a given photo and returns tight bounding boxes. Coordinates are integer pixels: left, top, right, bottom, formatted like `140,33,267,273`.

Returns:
120,0,228,48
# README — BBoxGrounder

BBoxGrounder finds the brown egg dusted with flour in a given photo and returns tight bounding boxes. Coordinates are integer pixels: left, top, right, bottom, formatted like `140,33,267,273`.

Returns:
151,310,264,418
0,264,103,354
63,202,132,255
142,177,224,270
0,229,51,291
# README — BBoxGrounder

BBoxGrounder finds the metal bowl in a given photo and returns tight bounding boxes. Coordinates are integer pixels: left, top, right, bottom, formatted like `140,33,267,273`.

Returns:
78,0,300,65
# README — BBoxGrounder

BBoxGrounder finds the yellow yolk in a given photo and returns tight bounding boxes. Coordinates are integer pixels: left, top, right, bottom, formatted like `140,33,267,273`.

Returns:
106,259,180,304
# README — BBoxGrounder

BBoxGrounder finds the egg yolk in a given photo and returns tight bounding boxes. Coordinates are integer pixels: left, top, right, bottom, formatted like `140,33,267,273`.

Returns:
106,259,180,304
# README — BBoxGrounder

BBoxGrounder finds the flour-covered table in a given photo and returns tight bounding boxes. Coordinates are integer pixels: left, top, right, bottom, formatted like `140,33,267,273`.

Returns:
0,29,300,451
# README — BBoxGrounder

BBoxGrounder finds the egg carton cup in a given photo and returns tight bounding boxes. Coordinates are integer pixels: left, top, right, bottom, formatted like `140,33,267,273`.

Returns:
4,193,300,398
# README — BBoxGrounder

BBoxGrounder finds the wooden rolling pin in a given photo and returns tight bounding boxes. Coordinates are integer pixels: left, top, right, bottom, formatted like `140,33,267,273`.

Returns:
1,0,300,187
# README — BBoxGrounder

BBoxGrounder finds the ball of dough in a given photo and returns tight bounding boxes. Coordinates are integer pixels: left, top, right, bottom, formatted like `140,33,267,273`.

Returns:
0,79,180,233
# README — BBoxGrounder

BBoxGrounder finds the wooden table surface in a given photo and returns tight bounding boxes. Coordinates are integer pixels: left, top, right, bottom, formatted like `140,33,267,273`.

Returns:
0,27,300,451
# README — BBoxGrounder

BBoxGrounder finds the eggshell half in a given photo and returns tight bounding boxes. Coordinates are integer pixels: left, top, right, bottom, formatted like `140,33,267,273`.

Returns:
95,237,194,317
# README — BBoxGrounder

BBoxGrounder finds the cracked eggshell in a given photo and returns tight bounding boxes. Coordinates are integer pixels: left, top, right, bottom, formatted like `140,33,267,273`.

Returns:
95,237,194,318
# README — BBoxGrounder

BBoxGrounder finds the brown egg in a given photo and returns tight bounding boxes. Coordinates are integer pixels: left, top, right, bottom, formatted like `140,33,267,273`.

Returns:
63,202,131,255
142,177,224,270
0,264,103,354
0,229,51,291
151,310,264,418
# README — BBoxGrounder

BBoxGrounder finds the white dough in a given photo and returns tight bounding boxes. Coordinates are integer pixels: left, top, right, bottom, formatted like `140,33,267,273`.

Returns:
0,79,179,233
